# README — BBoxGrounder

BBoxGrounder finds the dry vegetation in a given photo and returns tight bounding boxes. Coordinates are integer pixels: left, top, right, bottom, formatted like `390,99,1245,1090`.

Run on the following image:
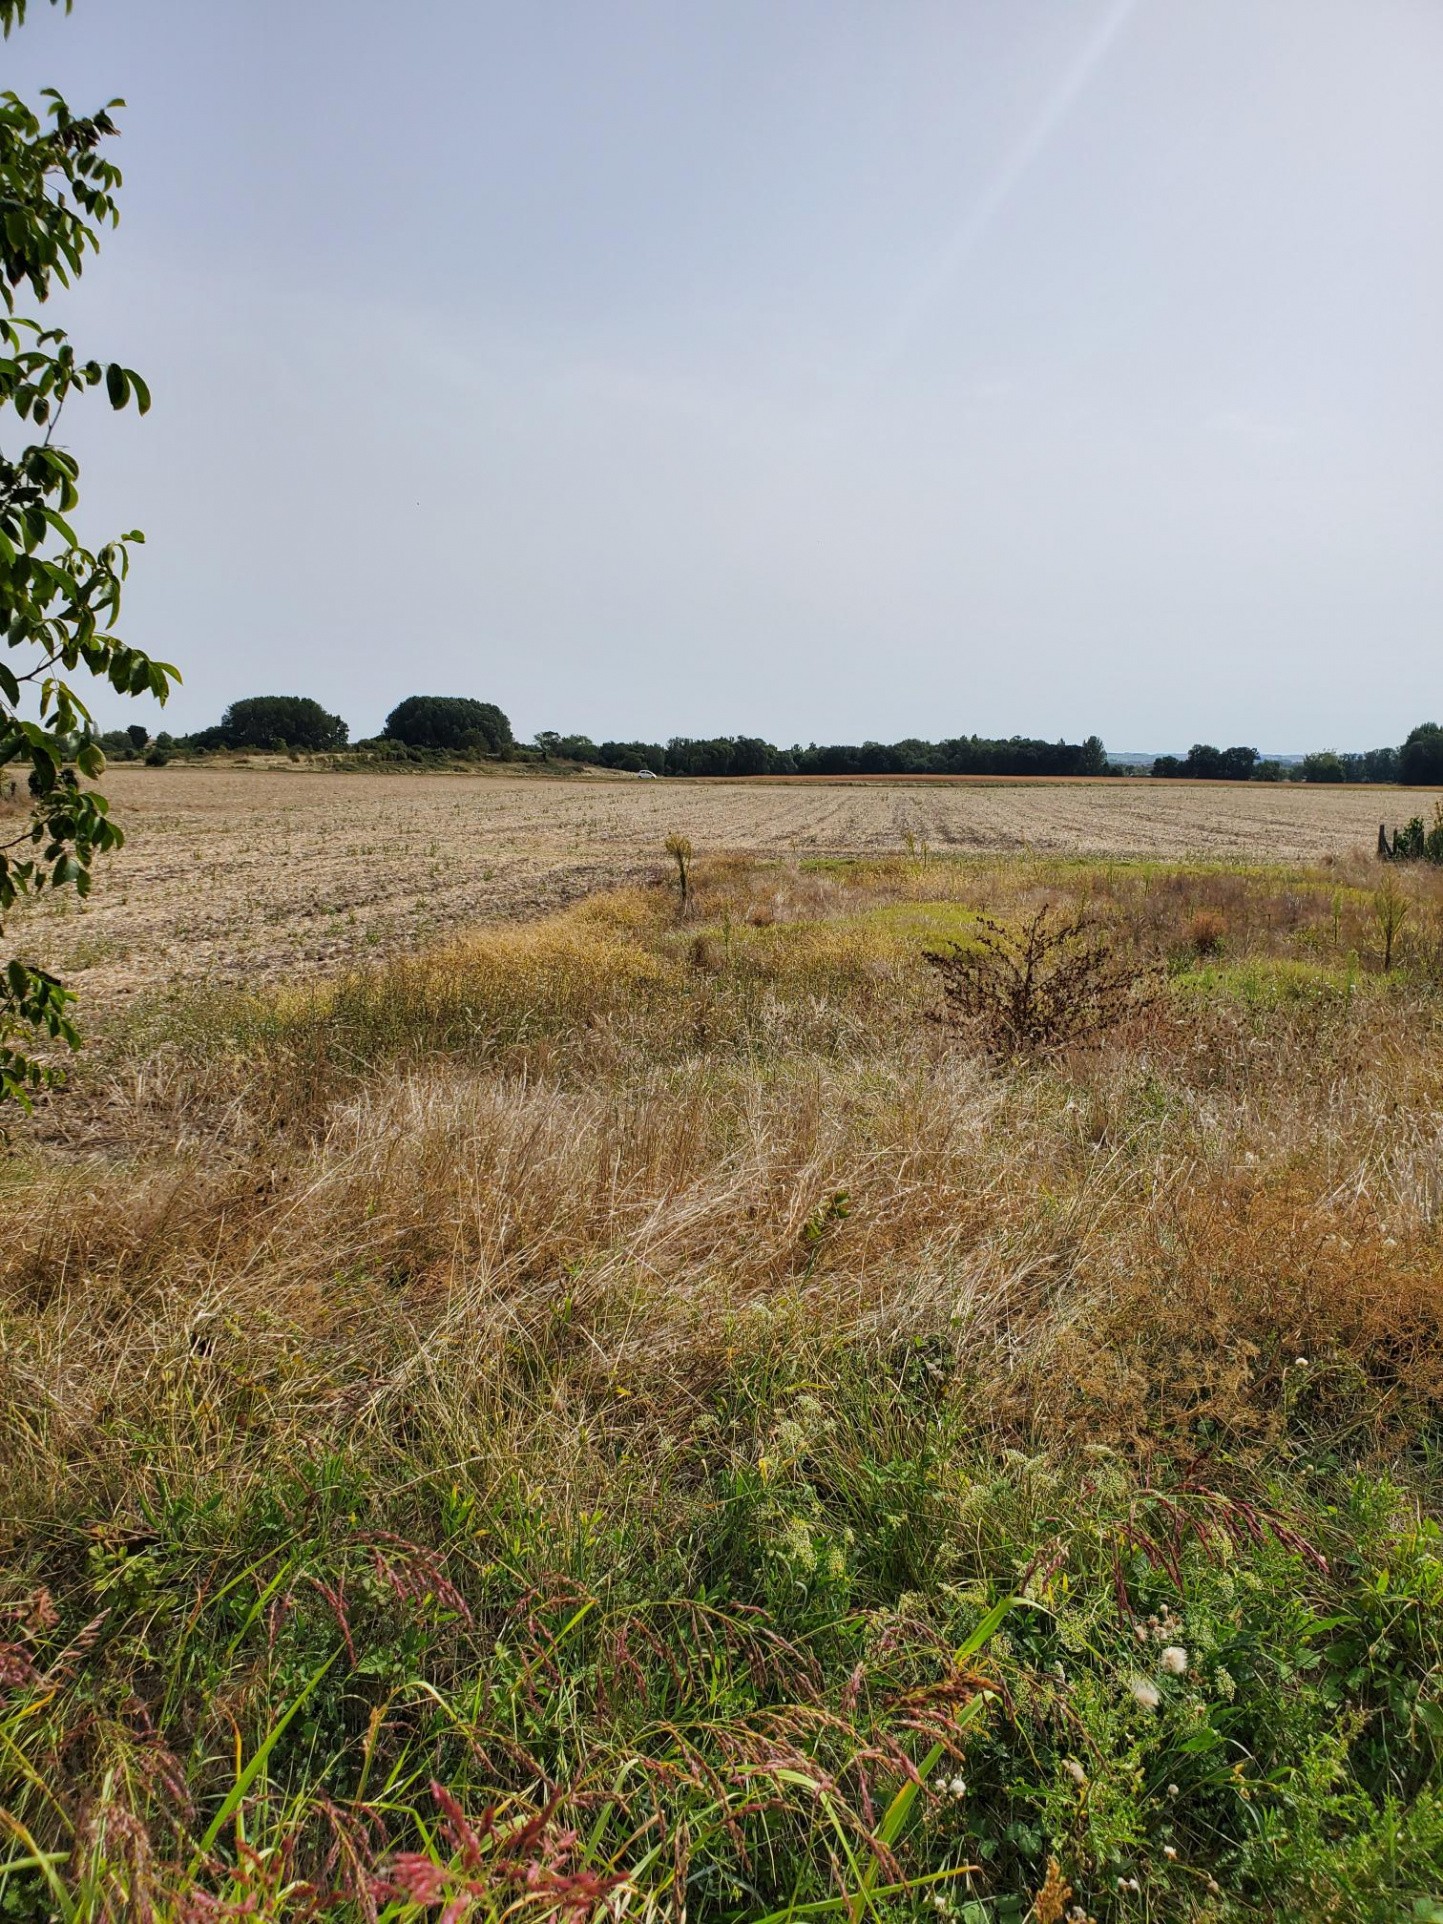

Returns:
2,764,1414,997
4,776,1443,1920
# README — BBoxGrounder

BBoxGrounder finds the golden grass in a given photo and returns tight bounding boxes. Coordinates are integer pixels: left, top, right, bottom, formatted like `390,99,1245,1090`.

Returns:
6,847,1443,1916
9,850,1443,1493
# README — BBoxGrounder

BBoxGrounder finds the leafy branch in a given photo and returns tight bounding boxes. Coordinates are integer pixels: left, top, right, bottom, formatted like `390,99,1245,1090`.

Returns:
0,0,179,1109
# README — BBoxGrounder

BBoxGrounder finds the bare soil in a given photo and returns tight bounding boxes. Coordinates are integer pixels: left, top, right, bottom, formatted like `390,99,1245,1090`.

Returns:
7,764,1413,997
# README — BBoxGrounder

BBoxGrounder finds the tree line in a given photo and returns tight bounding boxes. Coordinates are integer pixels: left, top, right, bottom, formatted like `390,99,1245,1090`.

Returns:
118,696,1114,778
130,698,1443,789
1151,727,1443,785
536,731,1111,778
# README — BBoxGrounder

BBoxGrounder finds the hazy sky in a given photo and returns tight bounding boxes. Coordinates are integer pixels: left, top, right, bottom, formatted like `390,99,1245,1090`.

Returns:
9,0,1442,750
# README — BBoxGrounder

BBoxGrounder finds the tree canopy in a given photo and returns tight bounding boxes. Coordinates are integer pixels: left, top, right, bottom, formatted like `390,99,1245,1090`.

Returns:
383,695,513,756
1152,745,1258,780
0,0,176,1106
1400,724,1443,787
195,695,347,752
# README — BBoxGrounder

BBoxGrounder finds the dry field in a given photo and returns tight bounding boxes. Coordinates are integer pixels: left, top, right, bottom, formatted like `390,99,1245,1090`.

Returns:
6,768,1443,1915
5,763,1415,998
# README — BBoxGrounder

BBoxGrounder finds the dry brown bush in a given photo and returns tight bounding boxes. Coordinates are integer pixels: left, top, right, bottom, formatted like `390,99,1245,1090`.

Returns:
925,906,1159,1057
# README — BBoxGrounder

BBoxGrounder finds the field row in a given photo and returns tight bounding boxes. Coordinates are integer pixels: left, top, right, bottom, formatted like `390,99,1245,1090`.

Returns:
7,765,1416,995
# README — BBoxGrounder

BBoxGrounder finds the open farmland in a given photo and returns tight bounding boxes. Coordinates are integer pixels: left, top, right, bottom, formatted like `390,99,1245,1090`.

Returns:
5,763,1418,997
6,773,1443,1918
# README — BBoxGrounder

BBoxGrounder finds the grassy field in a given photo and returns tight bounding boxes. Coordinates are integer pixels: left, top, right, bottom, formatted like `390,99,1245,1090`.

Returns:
5,774,1443,1920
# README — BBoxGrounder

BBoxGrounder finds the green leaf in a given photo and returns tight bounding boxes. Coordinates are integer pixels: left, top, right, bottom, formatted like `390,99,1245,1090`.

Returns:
193,1649,340,1861
103,360,129,408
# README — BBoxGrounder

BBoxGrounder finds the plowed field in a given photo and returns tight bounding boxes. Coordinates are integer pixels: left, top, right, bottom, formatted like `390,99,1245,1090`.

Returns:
9,765,1414,995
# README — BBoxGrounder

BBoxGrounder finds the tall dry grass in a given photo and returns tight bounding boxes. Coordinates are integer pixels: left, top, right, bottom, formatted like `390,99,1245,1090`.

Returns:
4,852,1443,1917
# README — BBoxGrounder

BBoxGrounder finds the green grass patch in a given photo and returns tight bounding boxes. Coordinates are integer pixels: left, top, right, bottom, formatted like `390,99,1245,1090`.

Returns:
1173,954,1365,1005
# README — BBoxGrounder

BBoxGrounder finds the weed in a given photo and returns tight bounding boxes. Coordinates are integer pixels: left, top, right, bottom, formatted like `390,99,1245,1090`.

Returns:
664,832,693,914
925,906,1158,1058
1375,871,1412,972
4,845,1443,1917
1188,907,1228,956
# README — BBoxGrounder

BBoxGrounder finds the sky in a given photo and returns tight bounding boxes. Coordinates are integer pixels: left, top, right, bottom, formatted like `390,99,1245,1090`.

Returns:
7,0,1442,752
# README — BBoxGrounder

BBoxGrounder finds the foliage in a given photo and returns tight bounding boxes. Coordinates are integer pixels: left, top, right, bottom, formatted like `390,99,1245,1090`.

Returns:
1344,747,1401,784
1383,803,1443,866
0,0,176,1107
190,694,347,753
383,694,513,757
1152,743,1258,780
1401,724,1443,788
531,732,1112,780
925,904,1157,1056
1303,750,1346,784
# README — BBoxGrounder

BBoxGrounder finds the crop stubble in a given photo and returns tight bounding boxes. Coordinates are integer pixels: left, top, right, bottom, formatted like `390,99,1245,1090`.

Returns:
9,764,1411,997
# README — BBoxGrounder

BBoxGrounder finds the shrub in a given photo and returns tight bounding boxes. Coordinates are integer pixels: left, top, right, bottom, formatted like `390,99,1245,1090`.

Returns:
1384,803,1443,864
383,695,513,757
1189,908,1228,955
925,906,1157,1056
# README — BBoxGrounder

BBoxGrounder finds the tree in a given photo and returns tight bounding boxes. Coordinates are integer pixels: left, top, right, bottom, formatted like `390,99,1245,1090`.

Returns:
1400,724,1443,787
0,0,177,1108
205,694,347,752
1153,744,1257,781
125,721,147,751
1301,751,1344,784
383,695,513,757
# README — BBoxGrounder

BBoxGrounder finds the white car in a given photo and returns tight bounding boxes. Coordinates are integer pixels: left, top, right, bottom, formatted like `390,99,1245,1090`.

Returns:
637,767,659,779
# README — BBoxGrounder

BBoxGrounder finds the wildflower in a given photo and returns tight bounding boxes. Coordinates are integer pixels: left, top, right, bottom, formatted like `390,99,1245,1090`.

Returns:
946,1775,967,1800
1162,1845,1177,1860
1159,1645,1188,1675
1167,1783,1179,1797
1130,1678,1161,1711
776,1514,817,1574
1063,1759,1087,1786
1295,1357,1309,1368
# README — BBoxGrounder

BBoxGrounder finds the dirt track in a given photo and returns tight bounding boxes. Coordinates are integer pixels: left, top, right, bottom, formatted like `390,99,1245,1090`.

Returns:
7,765,1416,997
